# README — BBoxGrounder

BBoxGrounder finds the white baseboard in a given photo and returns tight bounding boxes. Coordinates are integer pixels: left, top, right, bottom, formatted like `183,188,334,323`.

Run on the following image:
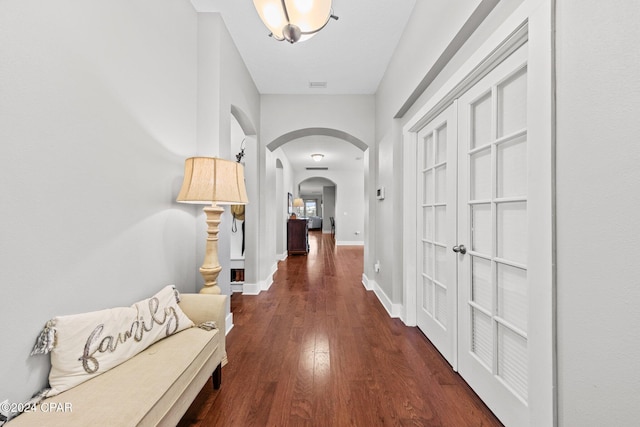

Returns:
242,282,260,295
242,262,278,295
361,274,403,319
278,252,288,261
260,275,273,292
361,273,373,290
336,240,365,246
231,283,244,293
261,262,277,291
225,312,234,335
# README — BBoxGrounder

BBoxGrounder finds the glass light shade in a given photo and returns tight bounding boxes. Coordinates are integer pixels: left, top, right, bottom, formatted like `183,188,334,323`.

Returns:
311,153,324,162
253,0,332,42
177,157,249,205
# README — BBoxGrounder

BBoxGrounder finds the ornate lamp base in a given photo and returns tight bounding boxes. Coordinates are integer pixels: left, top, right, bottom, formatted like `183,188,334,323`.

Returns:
199,204,224,294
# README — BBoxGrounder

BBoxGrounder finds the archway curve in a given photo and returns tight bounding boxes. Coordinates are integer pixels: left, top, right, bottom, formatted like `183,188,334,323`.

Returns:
297,175,337,190
266,127,368,152
231,105,257,136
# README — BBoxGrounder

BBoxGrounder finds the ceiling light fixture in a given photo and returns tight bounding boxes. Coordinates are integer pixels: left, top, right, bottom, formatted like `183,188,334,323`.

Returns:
252,0,338,44
311,153,324,162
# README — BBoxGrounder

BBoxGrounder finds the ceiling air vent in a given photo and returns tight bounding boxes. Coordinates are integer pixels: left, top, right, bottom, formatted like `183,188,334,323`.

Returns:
306,167,329,171
309,81,327,89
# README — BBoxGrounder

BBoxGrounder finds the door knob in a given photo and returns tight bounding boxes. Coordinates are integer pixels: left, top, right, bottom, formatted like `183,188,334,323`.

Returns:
453,244,467,254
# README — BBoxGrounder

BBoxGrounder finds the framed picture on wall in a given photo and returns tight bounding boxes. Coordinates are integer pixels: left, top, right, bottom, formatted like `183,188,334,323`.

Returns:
288,192,293,214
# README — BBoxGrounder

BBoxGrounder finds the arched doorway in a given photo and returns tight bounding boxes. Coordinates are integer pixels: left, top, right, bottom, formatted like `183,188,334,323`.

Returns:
267,129,367,248
298,176,337,237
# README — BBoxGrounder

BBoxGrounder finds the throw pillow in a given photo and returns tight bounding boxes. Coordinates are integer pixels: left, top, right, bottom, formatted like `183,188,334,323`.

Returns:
34,285,194,396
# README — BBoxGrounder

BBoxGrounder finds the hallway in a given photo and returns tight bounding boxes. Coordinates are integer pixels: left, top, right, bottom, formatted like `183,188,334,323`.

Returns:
179,232,502,426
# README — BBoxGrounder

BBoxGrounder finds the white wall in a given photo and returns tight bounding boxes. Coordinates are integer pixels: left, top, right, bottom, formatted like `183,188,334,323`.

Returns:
555,1,640,425
242,135,261,286
273,150,294,260
374,0,493,302
374,0,525,315
195,13,260,300
259,148,278,282
376,0,485,136
0,0,198,404
260,95,375,148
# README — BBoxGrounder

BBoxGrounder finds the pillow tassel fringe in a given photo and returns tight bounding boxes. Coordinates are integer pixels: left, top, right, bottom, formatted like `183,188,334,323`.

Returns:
30,320,56,356
197,321,218,331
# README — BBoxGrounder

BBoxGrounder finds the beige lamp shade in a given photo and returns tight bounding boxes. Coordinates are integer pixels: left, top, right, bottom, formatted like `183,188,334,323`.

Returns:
177,157,249,205
293,197,304,208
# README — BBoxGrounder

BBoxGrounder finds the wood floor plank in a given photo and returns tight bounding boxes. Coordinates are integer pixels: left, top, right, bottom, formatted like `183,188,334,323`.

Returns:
178,231,503,427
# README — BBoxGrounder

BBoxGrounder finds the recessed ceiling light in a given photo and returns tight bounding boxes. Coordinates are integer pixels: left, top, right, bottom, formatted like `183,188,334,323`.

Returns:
311,153,324,162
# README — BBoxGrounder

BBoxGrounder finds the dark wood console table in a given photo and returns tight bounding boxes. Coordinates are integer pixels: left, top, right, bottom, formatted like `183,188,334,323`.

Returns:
287,219,308,255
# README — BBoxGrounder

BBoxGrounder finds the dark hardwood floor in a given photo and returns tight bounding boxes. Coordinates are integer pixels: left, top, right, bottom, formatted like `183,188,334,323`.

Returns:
179,231,503,427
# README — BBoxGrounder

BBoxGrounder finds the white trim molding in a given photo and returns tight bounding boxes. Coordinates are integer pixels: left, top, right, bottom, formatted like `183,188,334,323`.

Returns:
336,241,365,246
260,276,273,292
225,313,234,335
242,282,261,295
361,273,373,290
244,261,279,295
361,274,403,319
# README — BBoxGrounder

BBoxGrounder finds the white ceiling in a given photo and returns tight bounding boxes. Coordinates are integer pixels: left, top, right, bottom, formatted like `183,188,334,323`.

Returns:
191,0,416,94
281,134,365,170
191,0,415,177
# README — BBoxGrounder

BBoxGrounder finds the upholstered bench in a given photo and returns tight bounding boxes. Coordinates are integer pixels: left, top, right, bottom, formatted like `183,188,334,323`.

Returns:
8,293,227,427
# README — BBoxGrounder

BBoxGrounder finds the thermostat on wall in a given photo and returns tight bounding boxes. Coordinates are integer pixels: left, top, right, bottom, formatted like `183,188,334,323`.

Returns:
376,187,385,200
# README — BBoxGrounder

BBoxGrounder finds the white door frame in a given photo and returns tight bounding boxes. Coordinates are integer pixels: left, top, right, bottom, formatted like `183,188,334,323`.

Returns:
401,0,555,425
